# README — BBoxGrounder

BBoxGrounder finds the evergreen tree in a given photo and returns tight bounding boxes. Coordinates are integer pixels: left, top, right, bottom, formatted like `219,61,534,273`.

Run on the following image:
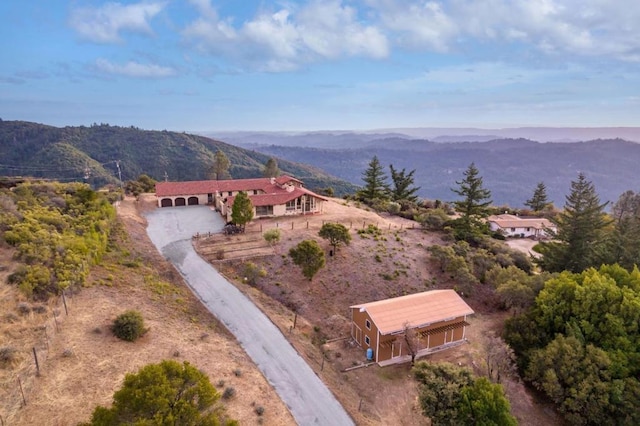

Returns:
608,190,640,270
450,163,492,242
230,191,253,229
263,157,280,178
537,173,611,273
389,164,420,203
525,181,550,212
210,150,231,180
357,156,389,203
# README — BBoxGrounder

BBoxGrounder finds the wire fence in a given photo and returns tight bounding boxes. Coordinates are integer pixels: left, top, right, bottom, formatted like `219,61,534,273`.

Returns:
1,292,71,424
191,217,420,240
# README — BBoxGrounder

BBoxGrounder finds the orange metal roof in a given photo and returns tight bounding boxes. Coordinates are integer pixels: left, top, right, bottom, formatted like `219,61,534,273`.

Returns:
351,290,474,335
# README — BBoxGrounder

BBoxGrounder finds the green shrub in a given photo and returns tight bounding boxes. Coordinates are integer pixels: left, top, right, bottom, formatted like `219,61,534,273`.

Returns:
112,310,147,342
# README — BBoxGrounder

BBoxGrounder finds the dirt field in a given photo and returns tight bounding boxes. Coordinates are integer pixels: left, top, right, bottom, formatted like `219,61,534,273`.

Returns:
0,197,294,426
194,197,562,425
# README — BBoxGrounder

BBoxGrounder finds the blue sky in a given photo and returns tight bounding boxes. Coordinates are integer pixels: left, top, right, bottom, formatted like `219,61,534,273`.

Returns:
1,0,639,131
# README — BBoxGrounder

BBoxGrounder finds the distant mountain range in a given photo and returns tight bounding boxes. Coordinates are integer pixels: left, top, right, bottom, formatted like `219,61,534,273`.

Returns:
207,130,640,208
2,121,638,208
0,120,358,195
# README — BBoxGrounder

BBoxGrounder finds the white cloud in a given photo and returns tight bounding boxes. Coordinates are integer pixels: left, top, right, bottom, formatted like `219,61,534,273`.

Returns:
182,0,389,71
94,58,177,77
366,0,640,61
69,2,166,43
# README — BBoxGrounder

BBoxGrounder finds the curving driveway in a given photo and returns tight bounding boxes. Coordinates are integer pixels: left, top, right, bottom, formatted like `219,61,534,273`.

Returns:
145,206,354,426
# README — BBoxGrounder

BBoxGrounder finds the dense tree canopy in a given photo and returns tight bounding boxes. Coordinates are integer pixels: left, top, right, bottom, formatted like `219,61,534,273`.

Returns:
504,265,640,425
413,362,515,426
2,182,115,299
230,191,253,229
450,163,492,243
289,239,325,281
85,360,235,426
537,173,611,273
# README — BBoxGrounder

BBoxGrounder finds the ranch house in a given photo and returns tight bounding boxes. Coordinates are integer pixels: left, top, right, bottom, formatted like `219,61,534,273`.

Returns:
155,175,327,221
350,290,474,366
487,214,556,239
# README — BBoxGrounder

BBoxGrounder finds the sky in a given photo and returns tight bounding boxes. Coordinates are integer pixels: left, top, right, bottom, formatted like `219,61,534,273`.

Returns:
1,0,640,132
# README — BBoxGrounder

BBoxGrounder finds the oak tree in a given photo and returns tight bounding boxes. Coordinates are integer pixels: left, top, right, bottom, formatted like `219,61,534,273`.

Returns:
86,360,235,425
318,222,351,253
289,239,326,281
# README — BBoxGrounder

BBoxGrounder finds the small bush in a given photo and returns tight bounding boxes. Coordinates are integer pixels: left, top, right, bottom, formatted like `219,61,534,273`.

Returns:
17,302,31,315
233,368,242,377
216,379,226,388
222,387,236,400
0,346,18,365
215,249,225,260
112,310,146,342
254,406,265,416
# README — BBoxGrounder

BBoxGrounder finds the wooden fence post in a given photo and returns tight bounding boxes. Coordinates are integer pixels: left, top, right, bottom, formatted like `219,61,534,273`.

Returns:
62,291,68,316
293,313,298,329
18,377,26,406
32,347,40,375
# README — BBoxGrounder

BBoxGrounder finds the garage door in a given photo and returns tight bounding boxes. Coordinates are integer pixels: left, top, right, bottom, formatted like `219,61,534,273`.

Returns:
161,198,173,207
175,197,186,206
188,196,199,205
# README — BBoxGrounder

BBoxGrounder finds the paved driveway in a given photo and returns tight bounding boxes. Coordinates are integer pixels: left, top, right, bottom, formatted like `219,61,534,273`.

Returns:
146,206,354,426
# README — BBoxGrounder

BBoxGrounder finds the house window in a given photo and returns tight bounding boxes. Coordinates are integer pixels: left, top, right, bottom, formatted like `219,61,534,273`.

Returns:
365,335,370,346
365,319,371,330
228,191,233,196
511,227,516,232
255,205,274,216
526,227,531,232
253,190,258,195
286,199,297,211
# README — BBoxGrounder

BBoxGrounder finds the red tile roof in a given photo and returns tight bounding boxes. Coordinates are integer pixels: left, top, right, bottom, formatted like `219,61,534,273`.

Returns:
156,176,328,206
351,290,474,335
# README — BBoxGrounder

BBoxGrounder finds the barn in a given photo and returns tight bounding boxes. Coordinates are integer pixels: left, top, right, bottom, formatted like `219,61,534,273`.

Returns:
350,290,474,366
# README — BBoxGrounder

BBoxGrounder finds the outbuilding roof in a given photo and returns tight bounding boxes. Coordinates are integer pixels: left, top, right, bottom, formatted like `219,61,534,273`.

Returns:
487,214,555,230
351,290,474,335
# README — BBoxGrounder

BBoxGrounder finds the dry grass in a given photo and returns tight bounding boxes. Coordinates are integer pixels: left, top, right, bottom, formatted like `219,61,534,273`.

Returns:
0,197,294,426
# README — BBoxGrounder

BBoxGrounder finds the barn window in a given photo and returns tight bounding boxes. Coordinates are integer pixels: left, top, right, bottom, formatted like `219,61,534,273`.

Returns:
365,319,371,330
365,335,370,346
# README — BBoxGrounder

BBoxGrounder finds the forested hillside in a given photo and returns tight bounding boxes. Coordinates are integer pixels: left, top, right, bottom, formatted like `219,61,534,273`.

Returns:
242,137,640,207
0,120,358,195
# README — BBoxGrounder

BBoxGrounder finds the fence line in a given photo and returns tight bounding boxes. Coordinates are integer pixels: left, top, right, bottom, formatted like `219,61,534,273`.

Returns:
2,293,68,423
192,218,419,240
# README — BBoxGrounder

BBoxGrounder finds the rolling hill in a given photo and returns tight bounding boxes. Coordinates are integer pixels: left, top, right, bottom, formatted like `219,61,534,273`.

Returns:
0,120,358,196
228,135,640,208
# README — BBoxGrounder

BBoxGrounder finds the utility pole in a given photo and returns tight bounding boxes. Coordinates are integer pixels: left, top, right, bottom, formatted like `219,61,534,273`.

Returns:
115,160,123,187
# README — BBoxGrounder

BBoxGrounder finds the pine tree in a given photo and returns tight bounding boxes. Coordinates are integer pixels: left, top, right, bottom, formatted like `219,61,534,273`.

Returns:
389,165,420,203
537,173,611,273
357,156,389,203
210,150,231,180
451,163,492,242
525,182,550,212
263,157,280,178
